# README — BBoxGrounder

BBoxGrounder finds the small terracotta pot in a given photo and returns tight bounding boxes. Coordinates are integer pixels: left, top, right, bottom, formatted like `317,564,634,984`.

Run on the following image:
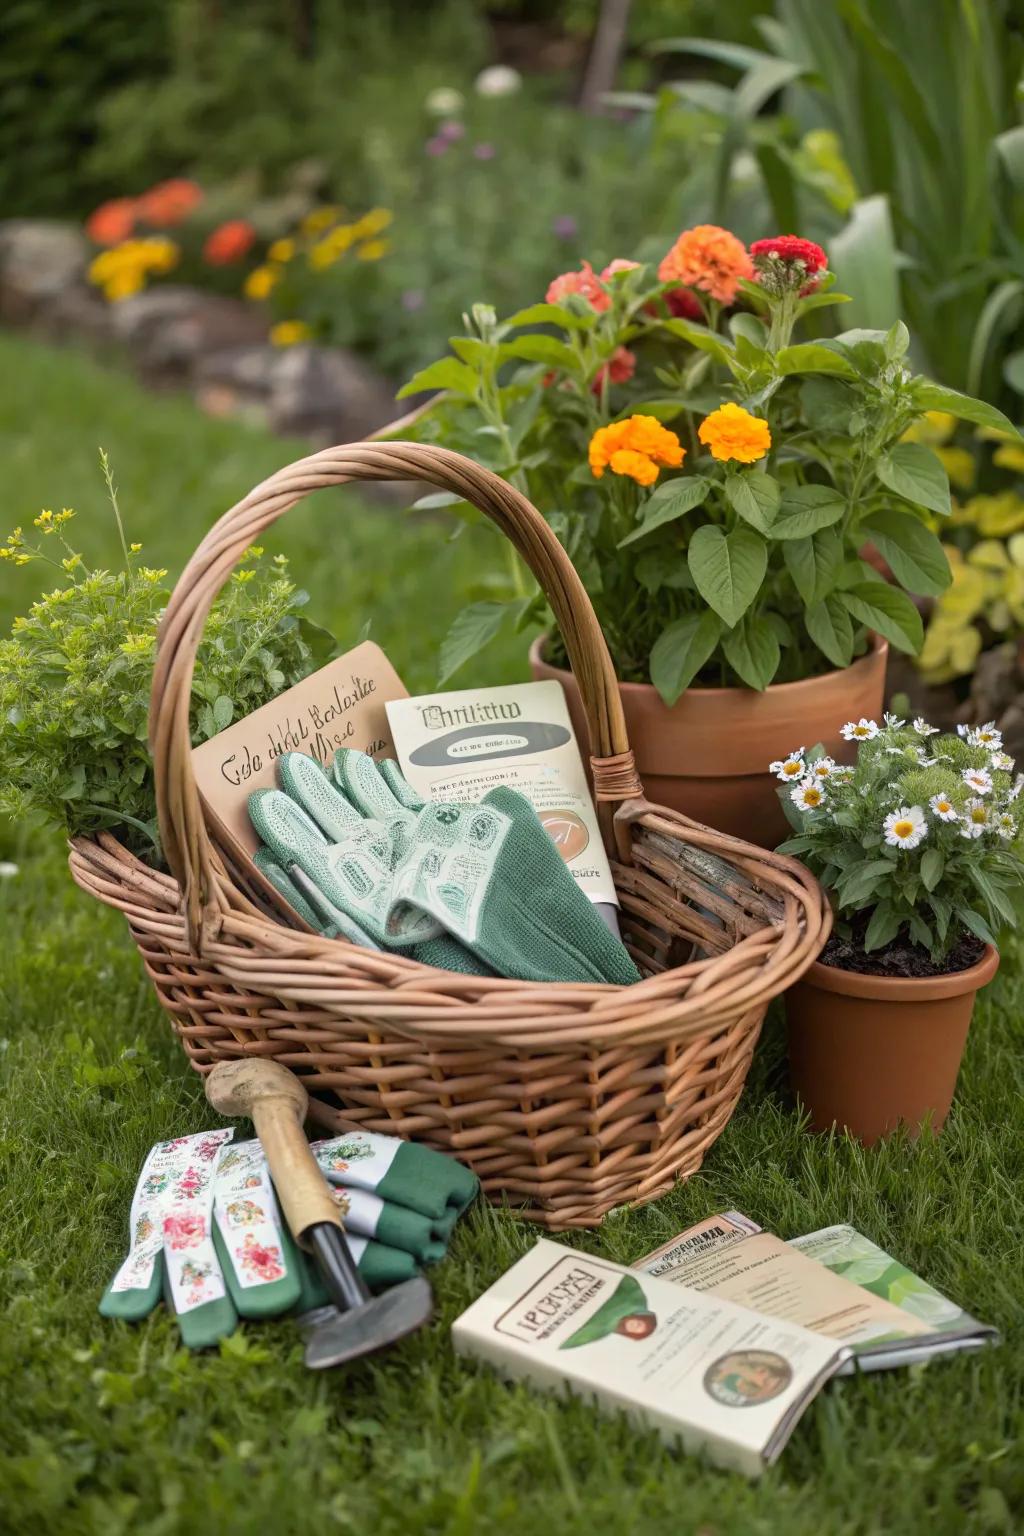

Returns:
785,944,999,1144
529,633,888,846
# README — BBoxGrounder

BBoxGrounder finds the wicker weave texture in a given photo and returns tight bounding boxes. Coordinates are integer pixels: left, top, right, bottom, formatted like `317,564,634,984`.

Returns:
69,442,830,1228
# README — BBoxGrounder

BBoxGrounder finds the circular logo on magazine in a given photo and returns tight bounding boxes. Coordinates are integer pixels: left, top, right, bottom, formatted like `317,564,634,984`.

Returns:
703,1350,793,1408
539,809,589,862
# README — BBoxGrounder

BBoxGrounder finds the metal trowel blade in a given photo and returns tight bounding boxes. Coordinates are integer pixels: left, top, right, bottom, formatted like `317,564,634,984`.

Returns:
299,1275,434,1370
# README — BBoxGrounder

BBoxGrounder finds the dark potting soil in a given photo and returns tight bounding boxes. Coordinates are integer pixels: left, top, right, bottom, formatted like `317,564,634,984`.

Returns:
819,914,986,980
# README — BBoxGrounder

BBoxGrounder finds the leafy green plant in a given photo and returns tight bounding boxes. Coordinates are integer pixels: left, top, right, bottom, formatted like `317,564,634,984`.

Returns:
0,455,336,856
776,715,1024,963
401,230,1018,702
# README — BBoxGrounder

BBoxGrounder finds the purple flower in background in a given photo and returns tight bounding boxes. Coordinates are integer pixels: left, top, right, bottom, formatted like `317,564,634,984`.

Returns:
439,120,465,142
401,289,426,312
473,142,496,161
552,215,578,241
425,136,449,157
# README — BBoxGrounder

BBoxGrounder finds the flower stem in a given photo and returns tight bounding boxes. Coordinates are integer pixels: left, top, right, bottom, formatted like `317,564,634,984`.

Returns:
99,447,132,569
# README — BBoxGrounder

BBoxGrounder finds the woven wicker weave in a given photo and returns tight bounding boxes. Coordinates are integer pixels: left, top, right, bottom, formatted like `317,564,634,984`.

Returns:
69,441,830,1228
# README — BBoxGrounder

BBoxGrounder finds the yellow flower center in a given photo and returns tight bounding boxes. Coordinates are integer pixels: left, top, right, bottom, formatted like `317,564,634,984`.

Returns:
804,788,822,806
853,725,870,736
783,761,801,776
970,807,987,823
893,820,914,838
937,801,951,814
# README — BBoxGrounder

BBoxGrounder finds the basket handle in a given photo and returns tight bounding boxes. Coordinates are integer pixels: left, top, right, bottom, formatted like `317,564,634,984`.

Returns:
150,440,644,942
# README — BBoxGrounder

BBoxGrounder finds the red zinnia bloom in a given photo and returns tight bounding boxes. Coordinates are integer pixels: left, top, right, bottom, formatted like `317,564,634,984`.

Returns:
663,286,703,321
750,235,828,294
749,235,827,272
592,346,636,393
86,198,137,246
546,260,611,312
137,178,203,227
203,219,257,265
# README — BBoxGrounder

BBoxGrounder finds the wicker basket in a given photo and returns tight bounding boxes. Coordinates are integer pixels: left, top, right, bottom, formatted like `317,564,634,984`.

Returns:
69,441,830,1228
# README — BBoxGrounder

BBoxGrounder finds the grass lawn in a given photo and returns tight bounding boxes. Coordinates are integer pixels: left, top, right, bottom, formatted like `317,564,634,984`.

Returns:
1,335,1022,1535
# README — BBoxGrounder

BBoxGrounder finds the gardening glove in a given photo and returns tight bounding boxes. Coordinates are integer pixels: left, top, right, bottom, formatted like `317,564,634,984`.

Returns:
337,749,640,985
248,752,493,975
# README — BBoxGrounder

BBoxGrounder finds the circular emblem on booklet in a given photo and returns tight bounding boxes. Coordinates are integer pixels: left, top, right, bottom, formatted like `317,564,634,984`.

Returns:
539,808,589,862
703,1349,793,1408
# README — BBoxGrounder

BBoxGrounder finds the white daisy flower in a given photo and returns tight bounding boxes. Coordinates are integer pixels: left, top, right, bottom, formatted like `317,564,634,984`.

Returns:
841,718,879,741
425,86,465,116
883,712,906,728
996,812,1016,841
913,718,939,736
808,756,838,779
883,805,927,850
0,861,18,878
990,750,1014,773
967,722,1002,749
829,764,855,780
474,64,522,97
962,767,993,795
769,749,806,782
957,724,969,738
961,798,991,838
929,793,958,822
791,778,827,811
1010,773,1024,803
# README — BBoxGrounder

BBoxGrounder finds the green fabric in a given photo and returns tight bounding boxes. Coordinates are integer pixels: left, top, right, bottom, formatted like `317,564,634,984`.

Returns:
372,1201,447,1266
560,1274,651,1350
378,1141,480,1225
98,1251,164,1322
292,1237,419,1307
210,1216,303,1320
162,1255,238,1351
252,846,333,934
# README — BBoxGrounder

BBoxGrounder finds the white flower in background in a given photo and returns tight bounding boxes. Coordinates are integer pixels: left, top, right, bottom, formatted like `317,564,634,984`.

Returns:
883,712,906,728
929,793,958,823
967,722,1002,749
829,764,855,780
990,750,1014,773
957,724,969,738
791,778,827,811
474,65,522,97
809,756,837,780
770,748,806,782
916,751,938,766
883,805,927,849
961,798,991,838
913,718,939,736
962,767,993,795
0,861,18,878
884,745,908,756
1010,773,1024,802
425,86,465,116
996,812,1016,840
841,718,879,741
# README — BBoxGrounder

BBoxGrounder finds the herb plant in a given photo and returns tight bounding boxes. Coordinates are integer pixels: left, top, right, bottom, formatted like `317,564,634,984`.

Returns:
0,457,336,857
774,715,1024,964
402,229,1020,701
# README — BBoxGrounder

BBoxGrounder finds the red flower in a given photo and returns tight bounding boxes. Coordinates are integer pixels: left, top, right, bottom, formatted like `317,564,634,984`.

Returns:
545,260,611,313
86,198,137,246
750,235,828,294
163,1212,206,1249
592,346,636,393
137,178,203,227
203,219,257,266
663,286,703,321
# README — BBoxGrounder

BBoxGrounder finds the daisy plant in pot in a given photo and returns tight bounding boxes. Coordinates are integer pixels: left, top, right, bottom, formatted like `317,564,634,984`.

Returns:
399,225,1020,846
776,715,1022,1143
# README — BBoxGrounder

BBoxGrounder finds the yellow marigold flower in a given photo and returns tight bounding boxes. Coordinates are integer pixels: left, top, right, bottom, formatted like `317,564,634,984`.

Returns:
142,237,179,274
698,402,772,464
301,204,344,235
351,207,393,240
103,269,145,302
589,415,685,485
244,265,280,300
270,319,313,348
356,239,390,262
268,238,296,264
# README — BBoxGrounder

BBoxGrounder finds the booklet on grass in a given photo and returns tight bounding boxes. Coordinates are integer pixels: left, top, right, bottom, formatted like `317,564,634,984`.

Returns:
452,1238,851,1478
634,1213,997,1372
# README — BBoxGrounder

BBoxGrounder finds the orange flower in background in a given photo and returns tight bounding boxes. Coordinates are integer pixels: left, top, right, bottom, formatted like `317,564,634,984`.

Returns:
698,402,771,464
137,178,203,227
546,260,611,312
86,198,136,246
203,219,257,265
589,414,684,486
658,224,753,306
592,346,636,394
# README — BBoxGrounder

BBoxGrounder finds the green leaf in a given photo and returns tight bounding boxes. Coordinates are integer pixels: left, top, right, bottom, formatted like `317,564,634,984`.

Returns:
725,472,780,534
721,614,780,690
649,611,723,706
661,319,735,364
634,551,691,593
839,582,924,655
782,526,843,606
438,601,523,684
503,302,594,331
828,195,900,332
805,594,855,669
910,381,1023,440
920,848,944,892
800,376,855,434
212,696,234,732
774,343,858,378
412,491,465,510
617,477,711,547
397,357,479,399
864,902,903,952
771,484,846,540
876,443,951,517
960,909,996,947
687,524,767,627
861,509,951,596
501,335,578,372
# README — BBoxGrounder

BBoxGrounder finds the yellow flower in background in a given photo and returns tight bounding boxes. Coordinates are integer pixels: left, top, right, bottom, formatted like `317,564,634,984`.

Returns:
244,264,280,300
351,207,393,240
935,446,976,492
268,238,295,264
270,320,313,347
993,441,1024,474
958,491,1024,537
589,415,684,486
87,237,179,301
902,410,956,445
301,204,344,235
309,225,355,270
698,402,771,464
356,239,390,262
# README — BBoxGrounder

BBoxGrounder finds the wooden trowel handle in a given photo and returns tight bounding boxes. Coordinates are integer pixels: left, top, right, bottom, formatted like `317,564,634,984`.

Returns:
205,1059,341,1246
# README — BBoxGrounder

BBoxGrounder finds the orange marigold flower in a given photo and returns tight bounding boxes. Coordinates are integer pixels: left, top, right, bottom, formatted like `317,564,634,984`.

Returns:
203,219,257,265
592,346,636,393
86,198,137,246
137,178,203,227
698,402,772,464
546,259,611,312
589,414,684,485
658,224,753,306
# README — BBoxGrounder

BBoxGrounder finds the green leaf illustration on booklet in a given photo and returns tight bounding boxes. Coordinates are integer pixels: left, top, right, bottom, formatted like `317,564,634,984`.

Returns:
560,1274,656,1349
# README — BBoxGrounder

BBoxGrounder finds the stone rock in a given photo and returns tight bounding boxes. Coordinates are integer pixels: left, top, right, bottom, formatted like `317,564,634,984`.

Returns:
266,342,399,441
110,286,269,383
0,219,90,323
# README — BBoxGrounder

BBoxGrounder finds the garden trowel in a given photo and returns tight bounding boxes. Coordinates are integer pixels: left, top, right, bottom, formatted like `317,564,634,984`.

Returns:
205,1058,432,1368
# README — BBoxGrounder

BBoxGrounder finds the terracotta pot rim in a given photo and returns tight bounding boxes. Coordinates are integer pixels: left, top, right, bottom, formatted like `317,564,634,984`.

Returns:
529,630,888,701
798,942,999,1003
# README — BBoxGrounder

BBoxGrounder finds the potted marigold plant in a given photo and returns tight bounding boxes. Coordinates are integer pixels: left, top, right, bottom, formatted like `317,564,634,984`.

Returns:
400,225,1020,842
776,715,1020,1141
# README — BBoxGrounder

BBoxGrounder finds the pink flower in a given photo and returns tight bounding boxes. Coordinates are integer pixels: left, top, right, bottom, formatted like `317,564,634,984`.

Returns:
163,1212,206,1250
545,260,610,312
600,258,640,280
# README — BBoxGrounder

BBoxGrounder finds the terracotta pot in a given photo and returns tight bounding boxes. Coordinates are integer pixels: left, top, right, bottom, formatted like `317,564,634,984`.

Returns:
785,944,999,1144
529,633,888,846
